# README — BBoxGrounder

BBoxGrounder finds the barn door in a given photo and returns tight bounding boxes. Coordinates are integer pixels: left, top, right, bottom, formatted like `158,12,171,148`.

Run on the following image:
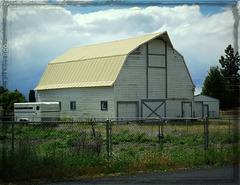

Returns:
203,104,209,117
141,100,166,118
182,102,192,117
117,102,139,119
195,101,203,118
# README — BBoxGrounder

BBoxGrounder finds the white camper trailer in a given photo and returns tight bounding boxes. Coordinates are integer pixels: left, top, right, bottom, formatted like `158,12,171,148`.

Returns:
14,102,60,122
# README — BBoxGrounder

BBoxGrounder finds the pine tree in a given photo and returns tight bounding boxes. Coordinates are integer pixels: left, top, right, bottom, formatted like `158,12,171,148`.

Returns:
28,90,36,102
219,45,240,108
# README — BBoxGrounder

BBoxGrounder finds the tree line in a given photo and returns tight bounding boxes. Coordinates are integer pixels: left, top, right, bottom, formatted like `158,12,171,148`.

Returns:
202,45,239,110
0,45,238,112
0,87,36,111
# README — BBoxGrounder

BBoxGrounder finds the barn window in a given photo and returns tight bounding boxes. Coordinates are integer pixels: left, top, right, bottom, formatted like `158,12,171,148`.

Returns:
70,101,76,111
59,102,61,111
101,101,108,111
148,55,165,67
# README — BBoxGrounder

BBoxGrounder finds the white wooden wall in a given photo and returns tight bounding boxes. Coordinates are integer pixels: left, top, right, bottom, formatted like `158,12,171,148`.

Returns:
118,102,138,118
37,87,115,119
148,39,166,99
194,95,220,118
114,44,146,118
114,44,147,100
167,48,194,99
166,100,182,118
114,38,195,118
195,101,203,118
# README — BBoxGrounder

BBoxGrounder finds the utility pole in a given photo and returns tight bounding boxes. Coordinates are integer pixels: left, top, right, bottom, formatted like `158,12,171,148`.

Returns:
232,4,239,53
1,0,8,88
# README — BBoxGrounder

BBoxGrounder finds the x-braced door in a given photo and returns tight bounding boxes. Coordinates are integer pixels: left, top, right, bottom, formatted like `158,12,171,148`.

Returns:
141,100,166,118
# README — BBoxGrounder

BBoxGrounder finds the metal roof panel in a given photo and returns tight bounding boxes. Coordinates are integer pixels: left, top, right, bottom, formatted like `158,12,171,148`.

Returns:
35,55,127,90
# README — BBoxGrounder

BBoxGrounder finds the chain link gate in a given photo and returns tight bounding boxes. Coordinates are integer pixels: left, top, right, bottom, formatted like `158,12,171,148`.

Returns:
106,118,163,159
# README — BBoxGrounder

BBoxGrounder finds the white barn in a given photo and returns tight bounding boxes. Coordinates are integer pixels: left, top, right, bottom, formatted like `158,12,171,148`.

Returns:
35,32,195,120
194,94,220,118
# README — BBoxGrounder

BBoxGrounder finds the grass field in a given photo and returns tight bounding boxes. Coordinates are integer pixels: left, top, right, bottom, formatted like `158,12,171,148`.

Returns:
0,119,239,183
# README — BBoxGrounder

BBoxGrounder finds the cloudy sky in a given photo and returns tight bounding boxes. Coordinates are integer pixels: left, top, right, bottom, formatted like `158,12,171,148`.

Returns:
2,0,239,100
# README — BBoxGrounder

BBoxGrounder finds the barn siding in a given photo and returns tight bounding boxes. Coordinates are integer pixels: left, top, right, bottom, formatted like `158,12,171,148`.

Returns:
37,87,115,119
207,101,219,117
194,95,220,118
148,39,167,99
117,102,139,118
195,101,203,118
148,68,166,98
114,44,147,100
114,38,195,118
165,100,182,118
114,44,147,118
148,39,165,54
167,47,194,99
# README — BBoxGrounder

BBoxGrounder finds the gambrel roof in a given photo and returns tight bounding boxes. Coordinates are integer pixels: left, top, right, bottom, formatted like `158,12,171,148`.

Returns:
35,31,192,90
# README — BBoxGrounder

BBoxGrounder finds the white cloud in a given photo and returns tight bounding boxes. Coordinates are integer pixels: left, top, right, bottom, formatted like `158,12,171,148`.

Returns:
5,4,238,98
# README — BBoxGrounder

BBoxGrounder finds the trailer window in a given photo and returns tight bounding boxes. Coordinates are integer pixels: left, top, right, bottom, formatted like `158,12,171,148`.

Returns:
14,107,33,110
70,101,76,111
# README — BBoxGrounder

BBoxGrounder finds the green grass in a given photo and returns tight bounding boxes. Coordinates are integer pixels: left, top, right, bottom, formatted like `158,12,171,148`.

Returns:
0,121,239,183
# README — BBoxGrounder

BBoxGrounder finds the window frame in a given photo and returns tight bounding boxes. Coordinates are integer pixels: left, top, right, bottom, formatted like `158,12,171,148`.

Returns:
58,101,62,111
101,101,108,111
70,101,76,111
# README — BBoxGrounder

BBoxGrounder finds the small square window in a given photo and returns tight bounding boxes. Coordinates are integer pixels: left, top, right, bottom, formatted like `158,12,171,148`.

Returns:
101,101,108,111
70,101,76,111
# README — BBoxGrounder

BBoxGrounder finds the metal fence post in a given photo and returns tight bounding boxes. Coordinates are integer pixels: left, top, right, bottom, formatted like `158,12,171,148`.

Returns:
12,121,14,153
228,118,231,134
106,119,110,159
109,120,112,158
204,116,209,150
161,119,164,147
158,117,164,148
232,113,239,183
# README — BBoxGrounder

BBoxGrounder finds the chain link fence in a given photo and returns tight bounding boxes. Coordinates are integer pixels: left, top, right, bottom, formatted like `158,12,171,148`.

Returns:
0,117,239,182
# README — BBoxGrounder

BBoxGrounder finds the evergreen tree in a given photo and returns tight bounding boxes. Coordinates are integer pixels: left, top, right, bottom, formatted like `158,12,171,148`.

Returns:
0,89,27,111
29,90,36,102
219,45,240,108
0,86,8,94
202,66,230,110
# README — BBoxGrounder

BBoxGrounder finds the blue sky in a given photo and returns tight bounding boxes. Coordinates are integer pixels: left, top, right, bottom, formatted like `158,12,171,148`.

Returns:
62,0,232,16
2,0,239,100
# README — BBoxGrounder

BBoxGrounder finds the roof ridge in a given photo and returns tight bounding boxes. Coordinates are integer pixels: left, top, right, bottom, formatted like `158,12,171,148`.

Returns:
50,54,127,65
73,31,166,48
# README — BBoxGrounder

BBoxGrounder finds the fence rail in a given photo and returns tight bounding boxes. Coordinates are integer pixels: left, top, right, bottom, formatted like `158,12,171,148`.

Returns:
1,117,239,156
